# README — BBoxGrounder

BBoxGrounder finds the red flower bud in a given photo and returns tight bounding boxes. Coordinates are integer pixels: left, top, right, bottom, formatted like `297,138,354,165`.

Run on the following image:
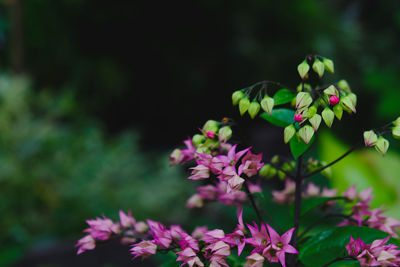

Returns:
206,131,215,139
294,113,303,122
329,95,340,106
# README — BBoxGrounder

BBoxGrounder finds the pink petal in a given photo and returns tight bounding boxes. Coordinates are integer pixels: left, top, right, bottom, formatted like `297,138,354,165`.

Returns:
281,228,295,244
266,224,280,244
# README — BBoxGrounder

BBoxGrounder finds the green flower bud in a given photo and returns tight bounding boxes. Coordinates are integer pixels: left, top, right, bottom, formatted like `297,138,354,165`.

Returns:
282,162,293,172
323,58,335,73
333,104,343,120
392,126,400,140
203,120,219,133
322,107,335,128
271,155,280,164
307,106,317,118
337,80,350,92
348,93,357,106
260,96,274,115
259,164,276,179
394,117,400,126
192,134,206,146
232,90,245,106
309,114,322,131
299,125,314,144
341,96,356,114
296,92,313,110
248,101,261,119
375,136,389,156
312,59,325,77
239,97,250,115
278,170,286,180
323,85,337,96
297,60,310,79
284,125,296,144
363,130,378,146
218,126,232,142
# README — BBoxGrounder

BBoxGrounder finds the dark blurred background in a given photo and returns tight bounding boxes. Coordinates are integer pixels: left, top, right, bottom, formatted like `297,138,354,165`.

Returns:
0,0,399,266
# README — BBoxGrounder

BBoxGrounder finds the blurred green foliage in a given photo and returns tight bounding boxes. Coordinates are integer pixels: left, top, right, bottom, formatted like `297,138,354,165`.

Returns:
0,74,193,260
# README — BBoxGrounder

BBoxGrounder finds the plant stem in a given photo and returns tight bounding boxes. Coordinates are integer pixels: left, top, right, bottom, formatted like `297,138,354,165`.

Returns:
243,181,264,223
292,155,304,249
304,142,361,179
322,256,357,267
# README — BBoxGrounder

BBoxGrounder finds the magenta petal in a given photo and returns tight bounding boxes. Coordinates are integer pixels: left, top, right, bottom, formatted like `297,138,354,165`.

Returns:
266,224,280,244
281,228,295,244
277,251,287,267
284,244,298,254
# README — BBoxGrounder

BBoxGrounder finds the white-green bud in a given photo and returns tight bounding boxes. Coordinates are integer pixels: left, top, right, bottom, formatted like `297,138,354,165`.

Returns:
323,58,334,73
394,117,400,126
307,106,317,118
392,126,400,140
312,59,325,77
218,126,232,142
271,155,280,164
296,92,313,110
323,85,337,96
341,95,356,114
232,90,245,106
337,80,350,92
203,120,219,133
375,136,389,156
239,97,250,115
322,107,335,128
309,114,322,131
192,134,206,147
299,125,314,144
284,125,296,144
333,104,343,120
363,130,378,147
259,164,276,179
297,60,310,79
278,170,286,180
248,101,261,119
260,96,274,115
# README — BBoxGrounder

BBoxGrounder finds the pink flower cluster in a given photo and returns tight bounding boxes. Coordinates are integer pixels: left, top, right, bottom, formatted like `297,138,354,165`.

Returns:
272,179,336,204
346,236,400,266
76,210,147,254
172,138,264,208
339,186,400,237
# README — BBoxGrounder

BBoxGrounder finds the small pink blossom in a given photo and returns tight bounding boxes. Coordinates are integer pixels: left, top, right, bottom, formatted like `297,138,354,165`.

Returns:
294,113,303,122
119,210,136,229
243,222,270,249
227,175,245,192
176,247,204,267
202,229,225,243
272,179,296,204
192,226,208,240
188,165,210,180
217,145,249,167
84,216,120,240
197,185,217,200
304,182,320,197
247,182,262,193
207,131,216,139
329,95,340,106
222,207,246,255
76,235,96,255
238,151,264,177
130,240,157,259
244,253,264,267
147,220,172,248
346,236,366,256
186,194,204,209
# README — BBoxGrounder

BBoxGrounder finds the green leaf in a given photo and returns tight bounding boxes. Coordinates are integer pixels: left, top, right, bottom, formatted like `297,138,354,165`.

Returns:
300,196,344,216
273,89,296,105
260,108,295,127
329,260,360,267
289,135,315,158
299,226,394,267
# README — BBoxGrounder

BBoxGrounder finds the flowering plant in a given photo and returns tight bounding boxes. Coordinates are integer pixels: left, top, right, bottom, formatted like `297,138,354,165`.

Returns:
76,55,400,266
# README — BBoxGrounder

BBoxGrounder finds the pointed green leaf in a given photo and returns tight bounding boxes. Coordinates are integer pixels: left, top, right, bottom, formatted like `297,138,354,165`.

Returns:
260,108,295,127
273,89,296,105
289,134,315,159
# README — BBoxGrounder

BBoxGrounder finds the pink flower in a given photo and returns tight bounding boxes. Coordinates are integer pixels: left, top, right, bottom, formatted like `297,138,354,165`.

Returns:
176,247,204,267
329,95,340,106
147,220,172,248
304,182,320,197
207,131,216,139
247,182,262,193
238,151,264,177
76,235,96,255
205,241,230,267
346,236,366,256
188,165,210,180
217,181,247,205
134,221,148,234
119,210,136,229
197,185,217,200
217,166,237,181
294,113,303,122
186,194,204,209
222,207,246,255
321,187,337,197
227,175,245,192
169,149,183,166
84,216,120,240
130,240,157,259
217,145,249,167
243,222,270,249
192,226,208,240
262,225,298,267
244,253,264,267
272,179,296,204
202,229,225,243
343,185,357,201
170,225,199,251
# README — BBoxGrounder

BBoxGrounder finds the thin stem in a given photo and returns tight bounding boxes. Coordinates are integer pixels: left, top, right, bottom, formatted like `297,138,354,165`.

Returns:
292,155,304,249
304,142,361,179
243,181,264,223
322,256,357,267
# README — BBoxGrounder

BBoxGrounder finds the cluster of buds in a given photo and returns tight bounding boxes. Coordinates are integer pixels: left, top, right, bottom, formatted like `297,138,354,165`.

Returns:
297,55,334,80
170,119,233,166
259,156,295,180
339,186,400,238
271,179,337,204
363,130,389,156
346,236,400,266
